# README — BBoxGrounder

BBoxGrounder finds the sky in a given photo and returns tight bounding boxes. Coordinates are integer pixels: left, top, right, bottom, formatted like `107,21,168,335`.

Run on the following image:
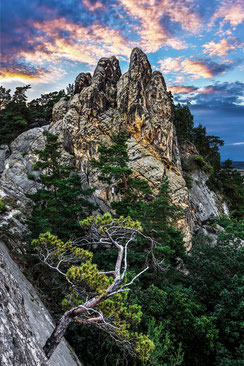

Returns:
0,0,243,161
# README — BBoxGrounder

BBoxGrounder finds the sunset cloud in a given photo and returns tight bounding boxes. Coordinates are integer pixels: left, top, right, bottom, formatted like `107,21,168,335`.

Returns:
82,0,104,11
169,85,198,94
211,0,244,28
0,62,65,83
30,17,133,64
174,82,244,107
202,37,243,57
119,0,202,52
158,57,234,79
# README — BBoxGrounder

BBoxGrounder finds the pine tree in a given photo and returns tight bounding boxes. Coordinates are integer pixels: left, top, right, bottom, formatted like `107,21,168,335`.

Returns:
91,131,185,265
91,131,152,217
27,132,95,241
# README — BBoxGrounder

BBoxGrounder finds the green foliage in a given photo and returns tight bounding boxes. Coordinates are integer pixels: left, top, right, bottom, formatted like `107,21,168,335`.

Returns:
0,85,66,145
0,85,31,144
183,230,244,364
91,131,152,217
173,104,223,173
215,216,244,239
27,132,95,241
32,227,154,363
212,160,244,219
92,132,185,266
183,173,193,189
0,198,6,214
174,104,194,142
28,90,66,122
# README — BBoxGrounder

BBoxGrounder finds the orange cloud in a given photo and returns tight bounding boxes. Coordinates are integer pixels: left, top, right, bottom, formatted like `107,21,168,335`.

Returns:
158,57,233,79
29,18,134,65
211,0,244,28
119,0,202,52
202,37,243,57
169,85,198,94
0,65,65,83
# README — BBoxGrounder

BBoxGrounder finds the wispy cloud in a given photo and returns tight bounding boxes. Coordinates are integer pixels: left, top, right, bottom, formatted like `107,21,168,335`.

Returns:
173,81,244,108
211,0,244,29
158,57,234,79
82,0,104,11
169,85,198,94
232,142,244,145
119,0,202,52
0,62,66,83
202,37,243,57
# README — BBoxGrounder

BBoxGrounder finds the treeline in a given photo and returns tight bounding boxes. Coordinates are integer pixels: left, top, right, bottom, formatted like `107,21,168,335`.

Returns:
0,85,73,145
25,130,243,366
174,103,244,220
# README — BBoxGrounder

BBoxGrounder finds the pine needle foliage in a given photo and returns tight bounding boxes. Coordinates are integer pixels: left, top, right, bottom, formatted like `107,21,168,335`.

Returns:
27,132,95,241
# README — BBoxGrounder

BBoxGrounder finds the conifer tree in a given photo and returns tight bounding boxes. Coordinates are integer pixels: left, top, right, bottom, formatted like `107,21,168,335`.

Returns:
28,132,95,241
91,131,152,217
92,131,185,264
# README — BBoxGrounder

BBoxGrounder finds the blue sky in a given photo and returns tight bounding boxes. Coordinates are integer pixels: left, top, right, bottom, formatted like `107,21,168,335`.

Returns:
0,0,243,160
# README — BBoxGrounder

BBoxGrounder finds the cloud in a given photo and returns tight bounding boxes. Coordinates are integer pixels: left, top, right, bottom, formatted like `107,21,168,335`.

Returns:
232,142,244,145
202,37,243,57
82,0,104,11
118,0,202,52
158,57,234,79
169,85,198,94
173,82,244,108
29,17,134,64
0,61,66,83
211,0,244,29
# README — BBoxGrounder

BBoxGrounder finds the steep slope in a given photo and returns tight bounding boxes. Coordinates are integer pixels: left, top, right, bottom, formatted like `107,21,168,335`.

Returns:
0,240,82,366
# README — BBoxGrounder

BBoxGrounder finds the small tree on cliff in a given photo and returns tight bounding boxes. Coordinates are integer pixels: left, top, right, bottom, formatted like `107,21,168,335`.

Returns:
32,214,155,360
91,131,185,265
91,131,152,217
28,131,95,241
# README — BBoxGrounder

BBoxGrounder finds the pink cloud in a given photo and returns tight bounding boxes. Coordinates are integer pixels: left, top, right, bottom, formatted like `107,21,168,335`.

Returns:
158,57,233,79
119,0,202,52
0,64,66,83
169,85,198,94
23,17,134,65
211,0,244,29
82,0,104,11
202,37,243,57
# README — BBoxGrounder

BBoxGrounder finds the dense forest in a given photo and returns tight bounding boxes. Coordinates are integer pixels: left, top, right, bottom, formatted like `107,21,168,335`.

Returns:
0,85,243,365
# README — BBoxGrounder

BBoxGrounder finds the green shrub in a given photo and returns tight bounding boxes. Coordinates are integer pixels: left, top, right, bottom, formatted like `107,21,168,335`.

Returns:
183,173,193,189
0,199,6,214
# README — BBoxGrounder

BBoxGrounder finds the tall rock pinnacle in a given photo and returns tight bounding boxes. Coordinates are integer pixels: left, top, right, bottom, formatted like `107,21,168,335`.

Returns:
51,48,193,244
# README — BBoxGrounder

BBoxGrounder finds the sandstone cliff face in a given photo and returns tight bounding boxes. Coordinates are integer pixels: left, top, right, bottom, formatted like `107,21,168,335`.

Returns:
54,48,193,242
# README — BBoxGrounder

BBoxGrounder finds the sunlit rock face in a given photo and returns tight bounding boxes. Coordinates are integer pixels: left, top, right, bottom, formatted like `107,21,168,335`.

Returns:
0,48,228,248
55,48,193,244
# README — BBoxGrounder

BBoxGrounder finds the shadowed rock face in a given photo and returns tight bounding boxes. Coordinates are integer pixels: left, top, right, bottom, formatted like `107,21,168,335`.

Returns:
0,241,82,366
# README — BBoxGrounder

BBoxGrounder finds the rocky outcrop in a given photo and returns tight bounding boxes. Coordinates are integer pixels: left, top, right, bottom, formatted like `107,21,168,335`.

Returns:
54,48,192,243
0,240,82,366
0,48,228,246
180,141,229,227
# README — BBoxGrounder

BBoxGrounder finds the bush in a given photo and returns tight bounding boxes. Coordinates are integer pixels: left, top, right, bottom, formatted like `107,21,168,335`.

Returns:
0,199,6,214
